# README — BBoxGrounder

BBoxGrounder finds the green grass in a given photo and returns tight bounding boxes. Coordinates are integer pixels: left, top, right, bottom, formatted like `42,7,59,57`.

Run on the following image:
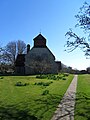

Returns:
0,74,73,120
75,74,90,120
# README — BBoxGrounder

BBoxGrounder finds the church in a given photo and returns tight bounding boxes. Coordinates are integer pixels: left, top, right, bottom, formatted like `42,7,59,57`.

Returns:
15,34,61,75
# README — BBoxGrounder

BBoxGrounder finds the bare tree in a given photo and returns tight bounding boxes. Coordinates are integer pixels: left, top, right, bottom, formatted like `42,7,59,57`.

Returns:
0,40,26,73
0,47,2,52
25,55,54,74
65,2,90,58
2,40,26,64
17,40,26,54
0,40,26,74
0,47,3,64
3,41,16,64
31,59,53,74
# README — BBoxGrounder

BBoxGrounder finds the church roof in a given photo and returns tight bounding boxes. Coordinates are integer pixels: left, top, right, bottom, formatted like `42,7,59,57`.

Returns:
33,34,46,48
33,33,46,41
28,47,55,60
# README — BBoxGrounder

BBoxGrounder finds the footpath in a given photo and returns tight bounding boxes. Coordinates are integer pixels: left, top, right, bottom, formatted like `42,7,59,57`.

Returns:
51,75,78,120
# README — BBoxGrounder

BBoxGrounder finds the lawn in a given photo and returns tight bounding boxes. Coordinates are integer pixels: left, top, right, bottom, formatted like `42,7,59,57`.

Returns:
75,74,90,120
0,74,73,120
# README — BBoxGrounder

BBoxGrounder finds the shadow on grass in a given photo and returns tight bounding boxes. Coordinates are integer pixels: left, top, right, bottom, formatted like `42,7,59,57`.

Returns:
44,91,90,120
75,92,90,120
34,94,62,119
0,105,37,120
33,92,90,120
0,94,61,120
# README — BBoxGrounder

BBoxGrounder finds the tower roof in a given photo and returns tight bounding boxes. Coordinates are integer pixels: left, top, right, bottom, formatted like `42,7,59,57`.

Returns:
33,33,46,41
33,34,46,48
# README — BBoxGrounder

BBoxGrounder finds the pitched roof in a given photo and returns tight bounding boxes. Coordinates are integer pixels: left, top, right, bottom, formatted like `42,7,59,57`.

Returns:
33,34,46,48
33,33,46,41
27,47,55,60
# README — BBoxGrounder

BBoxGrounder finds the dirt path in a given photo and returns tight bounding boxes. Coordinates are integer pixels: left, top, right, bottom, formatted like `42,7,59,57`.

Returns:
51,75,78,120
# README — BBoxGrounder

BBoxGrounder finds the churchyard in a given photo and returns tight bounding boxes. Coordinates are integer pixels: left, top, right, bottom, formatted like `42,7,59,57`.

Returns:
0,74,90,120
0,74,73,120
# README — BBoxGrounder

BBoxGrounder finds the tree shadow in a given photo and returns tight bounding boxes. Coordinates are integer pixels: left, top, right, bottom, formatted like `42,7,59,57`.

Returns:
75,92,90,120
50,91,76,119
34,94,62,119
34,92,90,120
50,92,90,120
0,94,61,120
1,92,89,120
0,104,37,120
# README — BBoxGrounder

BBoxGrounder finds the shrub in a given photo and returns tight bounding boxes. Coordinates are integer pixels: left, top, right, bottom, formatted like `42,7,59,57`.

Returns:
34,81,53,87
43,81,53,86
24,83,29,86
63,73,69,77
42,90,49,95
36,75,47,79
47,74,56,80
36,74,69,80
62,78,66,80
34,82,43,86
0,77,3,79
56,76,62,80
15,82,29,86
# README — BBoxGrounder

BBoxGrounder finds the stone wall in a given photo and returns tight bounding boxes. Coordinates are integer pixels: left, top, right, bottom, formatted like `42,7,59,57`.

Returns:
25,47,58,74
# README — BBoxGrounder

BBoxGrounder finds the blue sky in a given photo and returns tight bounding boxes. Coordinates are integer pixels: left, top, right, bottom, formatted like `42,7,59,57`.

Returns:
0,0,90,70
